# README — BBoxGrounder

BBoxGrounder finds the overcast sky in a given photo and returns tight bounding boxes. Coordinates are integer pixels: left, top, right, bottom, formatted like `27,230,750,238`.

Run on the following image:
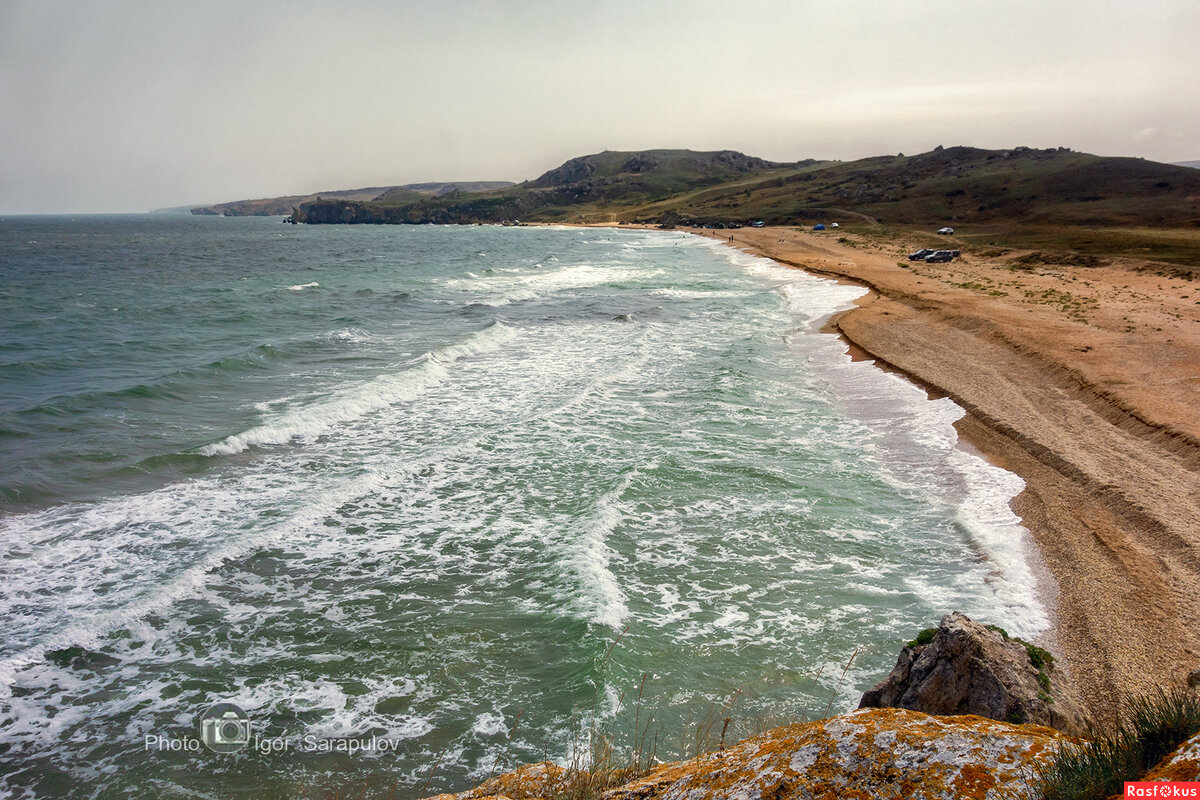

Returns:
1,0,1197,213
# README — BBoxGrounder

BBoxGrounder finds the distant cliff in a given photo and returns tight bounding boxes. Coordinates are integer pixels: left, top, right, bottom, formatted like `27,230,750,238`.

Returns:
192,182,514,217
191,187,395,217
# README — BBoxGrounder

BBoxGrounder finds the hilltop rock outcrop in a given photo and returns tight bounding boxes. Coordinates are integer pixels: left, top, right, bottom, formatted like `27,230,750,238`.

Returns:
859,612,1091,734
422,708,1073,800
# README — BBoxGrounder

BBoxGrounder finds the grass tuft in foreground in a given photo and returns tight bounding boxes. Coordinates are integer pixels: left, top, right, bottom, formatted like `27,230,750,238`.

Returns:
1033,686,1200,800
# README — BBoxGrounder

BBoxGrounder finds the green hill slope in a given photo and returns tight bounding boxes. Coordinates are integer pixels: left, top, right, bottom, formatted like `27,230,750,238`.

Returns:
658,146,1200,227
289,146,1200,230
294,149,810,224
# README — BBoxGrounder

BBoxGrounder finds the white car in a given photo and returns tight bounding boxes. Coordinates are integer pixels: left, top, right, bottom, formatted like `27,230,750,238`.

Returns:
937,227,955,235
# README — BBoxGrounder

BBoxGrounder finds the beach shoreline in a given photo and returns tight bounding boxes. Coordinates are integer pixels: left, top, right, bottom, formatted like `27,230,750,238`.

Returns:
680,225,1200,722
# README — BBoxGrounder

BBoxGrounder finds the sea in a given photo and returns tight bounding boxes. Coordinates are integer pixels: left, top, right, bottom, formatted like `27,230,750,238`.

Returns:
0,215,1048,798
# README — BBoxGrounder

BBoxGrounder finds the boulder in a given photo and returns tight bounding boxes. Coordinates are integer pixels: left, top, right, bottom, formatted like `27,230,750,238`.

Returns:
423,708,1074,800
859,612,1091,734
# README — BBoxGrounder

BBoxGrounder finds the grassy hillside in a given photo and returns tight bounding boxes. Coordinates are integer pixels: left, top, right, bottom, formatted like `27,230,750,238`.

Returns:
293,146,1200,231
295,149,810,224
648,146,1200,228
374,181,515,202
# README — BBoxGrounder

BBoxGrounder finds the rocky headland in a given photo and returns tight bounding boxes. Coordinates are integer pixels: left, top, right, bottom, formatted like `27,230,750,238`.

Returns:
859,613,1091,735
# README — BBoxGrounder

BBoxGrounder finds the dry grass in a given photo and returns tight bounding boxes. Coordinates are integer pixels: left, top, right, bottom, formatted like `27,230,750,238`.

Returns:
1032,686,1200,800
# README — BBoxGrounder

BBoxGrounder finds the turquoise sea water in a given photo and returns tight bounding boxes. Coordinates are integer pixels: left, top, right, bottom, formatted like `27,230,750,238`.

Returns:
0,216,1046,798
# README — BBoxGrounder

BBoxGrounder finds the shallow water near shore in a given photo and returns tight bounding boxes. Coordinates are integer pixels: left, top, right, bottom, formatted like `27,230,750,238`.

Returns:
0,217,1045,798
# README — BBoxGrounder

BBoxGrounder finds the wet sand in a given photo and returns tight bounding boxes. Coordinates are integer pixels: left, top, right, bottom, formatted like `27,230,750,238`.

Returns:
697,225,1200,721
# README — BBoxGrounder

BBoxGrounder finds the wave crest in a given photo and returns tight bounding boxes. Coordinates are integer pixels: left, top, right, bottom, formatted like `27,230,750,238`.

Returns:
198,323,516,456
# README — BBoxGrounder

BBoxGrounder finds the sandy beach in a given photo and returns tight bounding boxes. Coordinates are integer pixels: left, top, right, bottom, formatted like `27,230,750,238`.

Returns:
685,225,1200,721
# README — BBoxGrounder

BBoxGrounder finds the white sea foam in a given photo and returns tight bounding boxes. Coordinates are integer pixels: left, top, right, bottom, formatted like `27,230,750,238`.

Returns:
944,447,1049,637
325,327,375,344
288,282,320,290
470,712,509,737
0,468,386,698
560,474,633,631
715,236,1050,638
198,322,516,456
649,287,754,301
445,263,662,306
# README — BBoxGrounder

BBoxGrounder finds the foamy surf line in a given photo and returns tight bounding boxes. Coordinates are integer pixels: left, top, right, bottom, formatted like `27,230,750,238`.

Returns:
0,467,388,700
198,322,517,456
444,263,664,307
561,471,637,631
0,422,511,701
689,231,1050,638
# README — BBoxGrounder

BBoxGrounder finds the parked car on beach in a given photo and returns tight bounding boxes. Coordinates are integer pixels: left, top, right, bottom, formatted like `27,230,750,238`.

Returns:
937,227,955,235
908,248,936,261
924,250,961,263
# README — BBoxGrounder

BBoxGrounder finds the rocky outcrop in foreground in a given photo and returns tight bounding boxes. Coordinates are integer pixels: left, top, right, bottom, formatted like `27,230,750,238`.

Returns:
860,612,1091,734
424,707,1072,800
423,615,1114,799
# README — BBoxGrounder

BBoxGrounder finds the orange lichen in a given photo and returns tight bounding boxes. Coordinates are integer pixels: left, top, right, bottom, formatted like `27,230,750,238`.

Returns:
424,761,567,800
425,708,1075,800
1143,731,1200,782
952,763,999,798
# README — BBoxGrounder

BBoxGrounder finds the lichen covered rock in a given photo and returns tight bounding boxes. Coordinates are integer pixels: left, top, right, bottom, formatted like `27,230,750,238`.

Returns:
602,708,1068,800
1144,731,1200,782
423,760,568,800
860,612,1091,733
423,708,1073,800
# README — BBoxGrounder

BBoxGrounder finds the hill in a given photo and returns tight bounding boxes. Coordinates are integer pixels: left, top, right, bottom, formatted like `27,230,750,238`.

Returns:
292,146,1200,230
191,181,515,217
192,186,396,217
294,149,811,224
373,181,515,202
651,145,1200,227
